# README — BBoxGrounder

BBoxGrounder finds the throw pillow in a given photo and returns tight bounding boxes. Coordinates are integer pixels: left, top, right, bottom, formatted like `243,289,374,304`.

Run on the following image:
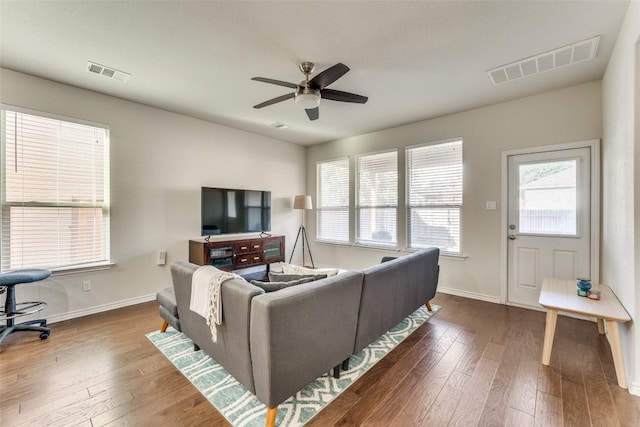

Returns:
250,276,315,292
281,263,340,277
268,272,328,283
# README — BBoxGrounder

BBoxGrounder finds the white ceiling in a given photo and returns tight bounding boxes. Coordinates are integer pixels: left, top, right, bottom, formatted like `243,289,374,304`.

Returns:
0,1,630,146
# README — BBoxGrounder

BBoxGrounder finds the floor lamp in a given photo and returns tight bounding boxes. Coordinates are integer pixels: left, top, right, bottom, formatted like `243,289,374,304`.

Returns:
289,195,315,268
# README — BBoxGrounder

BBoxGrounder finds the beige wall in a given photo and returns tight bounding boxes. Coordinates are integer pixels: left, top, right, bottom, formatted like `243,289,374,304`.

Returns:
0,68,306,322
602,0,640,395
307,81,602,303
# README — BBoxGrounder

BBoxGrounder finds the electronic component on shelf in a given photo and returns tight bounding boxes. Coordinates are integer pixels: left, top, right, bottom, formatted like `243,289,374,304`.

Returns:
209,247,233,259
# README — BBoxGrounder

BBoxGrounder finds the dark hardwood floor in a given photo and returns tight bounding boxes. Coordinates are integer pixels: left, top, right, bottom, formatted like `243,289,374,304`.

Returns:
1,293,639,426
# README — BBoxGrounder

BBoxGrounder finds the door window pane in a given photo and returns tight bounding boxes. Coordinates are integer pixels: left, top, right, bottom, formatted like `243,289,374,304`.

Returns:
518,160,577,235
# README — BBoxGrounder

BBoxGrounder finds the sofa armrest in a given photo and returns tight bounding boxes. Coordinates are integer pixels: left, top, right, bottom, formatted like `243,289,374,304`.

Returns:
250,271,363,408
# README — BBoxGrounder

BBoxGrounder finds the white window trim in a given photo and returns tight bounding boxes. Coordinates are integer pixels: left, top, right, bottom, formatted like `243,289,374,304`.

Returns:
315,156,350,245
354,149,399,249
405,137,463,256
1,104,111,272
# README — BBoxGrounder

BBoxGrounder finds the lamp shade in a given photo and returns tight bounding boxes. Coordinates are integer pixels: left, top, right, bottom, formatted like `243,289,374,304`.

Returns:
293,195,313,210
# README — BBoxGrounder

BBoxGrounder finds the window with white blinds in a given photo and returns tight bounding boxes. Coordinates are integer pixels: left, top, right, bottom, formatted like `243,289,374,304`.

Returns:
1,106,110,272
316,158,349,243
406,139,462,254
356,150,397,246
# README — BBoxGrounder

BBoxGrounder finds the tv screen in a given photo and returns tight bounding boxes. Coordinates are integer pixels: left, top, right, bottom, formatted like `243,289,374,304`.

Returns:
201,187,271,236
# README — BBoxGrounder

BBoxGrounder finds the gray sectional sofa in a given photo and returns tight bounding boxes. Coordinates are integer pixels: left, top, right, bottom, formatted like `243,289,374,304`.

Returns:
166,248,439,427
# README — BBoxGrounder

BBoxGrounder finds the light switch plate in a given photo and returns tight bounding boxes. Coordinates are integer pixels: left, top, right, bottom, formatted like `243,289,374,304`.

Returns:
486,201,497,210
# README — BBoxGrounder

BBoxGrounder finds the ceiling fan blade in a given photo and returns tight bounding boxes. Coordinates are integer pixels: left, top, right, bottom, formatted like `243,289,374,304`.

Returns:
251,77,297,89
308,63,349,90
321,89,368,104
305,107,319,121
253,92,295,109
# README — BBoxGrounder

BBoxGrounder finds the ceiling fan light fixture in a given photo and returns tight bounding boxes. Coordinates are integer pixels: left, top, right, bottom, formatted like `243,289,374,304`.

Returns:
294,92,320,109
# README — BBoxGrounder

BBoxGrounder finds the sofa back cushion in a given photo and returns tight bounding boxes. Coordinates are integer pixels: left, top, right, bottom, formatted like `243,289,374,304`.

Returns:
353,248,440,353
267,271,328,282
250,276,316,292
250,270,364,408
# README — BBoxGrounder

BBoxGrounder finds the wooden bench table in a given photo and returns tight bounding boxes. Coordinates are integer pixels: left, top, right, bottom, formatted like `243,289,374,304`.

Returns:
538,277,631,389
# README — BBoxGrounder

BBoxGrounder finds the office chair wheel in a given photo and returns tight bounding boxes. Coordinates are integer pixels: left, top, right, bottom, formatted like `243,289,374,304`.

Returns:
39,332,49,340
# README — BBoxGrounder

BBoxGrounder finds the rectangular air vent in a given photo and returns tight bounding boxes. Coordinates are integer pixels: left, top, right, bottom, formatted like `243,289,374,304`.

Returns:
87,61,131,82
269,122,289,129
486,36,599,86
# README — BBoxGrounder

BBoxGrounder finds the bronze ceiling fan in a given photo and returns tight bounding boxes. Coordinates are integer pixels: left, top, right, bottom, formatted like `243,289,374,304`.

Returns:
252,62,368,121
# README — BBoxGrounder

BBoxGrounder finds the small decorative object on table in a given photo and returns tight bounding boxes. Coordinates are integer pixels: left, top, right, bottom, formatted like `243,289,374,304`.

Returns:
588,290,601,300
577,277,592,297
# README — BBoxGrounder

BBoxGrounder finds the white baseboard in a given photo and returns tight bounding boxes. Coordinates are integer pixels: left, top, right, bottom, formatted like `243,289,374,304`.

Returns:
629,381,640,396
437,286,501,304
47,293,156,324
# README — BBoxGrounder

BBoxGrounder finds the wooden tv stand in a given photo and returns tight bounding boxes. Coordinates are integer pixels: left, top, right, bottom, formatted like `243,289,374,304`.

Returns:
189,234,285,272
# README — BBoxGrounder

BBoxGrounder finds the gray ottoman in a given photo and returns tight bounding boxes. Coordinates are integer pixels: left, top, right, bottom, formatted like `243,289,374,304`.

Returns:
156,286,181,332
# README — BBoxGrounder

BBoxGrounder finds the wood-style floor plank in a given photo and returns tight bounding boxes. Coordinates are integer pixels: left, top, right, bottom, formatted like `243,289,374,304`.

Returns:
419,370,470,426
388,341,468,426
1,294,639,427
448,356,499,426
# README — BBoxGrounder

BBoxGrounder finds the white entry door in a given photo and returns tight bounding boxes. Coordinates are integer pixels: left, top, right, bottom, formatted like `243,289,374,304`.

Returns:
507,147,592,308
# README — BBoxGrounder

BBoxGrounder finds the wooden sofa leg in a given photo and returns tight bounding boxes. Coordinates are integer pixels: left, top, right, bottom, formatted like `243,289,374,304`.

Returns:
425,301,433,312
266,406,278,427
160,320,169,332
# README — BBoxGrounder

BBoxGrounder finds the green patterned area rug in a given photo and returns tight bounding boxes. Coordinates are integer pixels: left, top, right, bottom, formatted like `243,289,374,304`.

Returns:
146,304,440,427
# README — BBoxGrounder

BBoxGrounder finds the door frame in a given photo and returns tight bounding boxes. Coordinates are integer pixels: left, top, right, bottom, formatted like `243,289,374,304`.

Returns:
500,139,601,305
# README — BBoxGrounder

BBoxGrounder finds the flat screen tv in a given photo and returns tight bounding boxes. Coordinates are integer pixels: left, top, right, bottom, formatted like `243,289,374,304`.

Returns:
201,187,271,236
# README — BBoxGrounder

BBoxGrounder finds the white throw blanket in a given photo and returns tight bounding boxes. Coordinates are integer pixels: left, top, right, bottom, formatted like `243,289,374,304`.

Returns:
190,266,241,342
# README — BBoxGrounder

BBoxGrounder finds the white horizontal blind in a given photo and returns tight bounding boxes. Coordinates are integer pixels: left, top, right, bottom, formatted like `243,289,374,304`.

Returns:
356,150,397,246
406,139,462,254
316,158,349,243
1,107,110,272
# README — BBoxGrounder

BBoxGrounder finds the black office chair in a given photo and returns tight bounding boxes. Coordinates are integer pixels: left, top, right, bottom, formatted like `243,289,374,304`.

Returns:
0,269,52,345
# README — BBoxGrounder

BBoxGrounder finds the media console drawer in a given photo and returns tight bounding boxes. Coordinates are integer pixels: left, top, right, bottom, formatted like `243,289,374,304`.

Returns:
235,252,264,267
235,240,263,255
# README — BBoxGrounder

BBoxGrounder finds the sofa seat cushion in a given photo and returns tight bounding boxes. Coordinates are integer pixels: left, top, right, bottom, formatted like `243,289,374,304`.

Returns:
250,277,315,292
157,286,179,317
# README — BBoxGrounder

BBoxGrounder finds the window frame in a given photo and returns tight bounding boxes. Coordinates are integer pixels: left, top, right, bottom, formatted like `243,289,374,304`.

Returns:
405,138,463,256
354,149,398,248
0,104,111,273
315,157,350,245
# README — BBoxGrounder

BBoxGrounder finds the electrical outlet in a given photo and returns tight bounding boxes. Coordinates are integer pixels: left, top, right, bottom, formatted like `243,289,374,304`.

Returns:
82,280,91,291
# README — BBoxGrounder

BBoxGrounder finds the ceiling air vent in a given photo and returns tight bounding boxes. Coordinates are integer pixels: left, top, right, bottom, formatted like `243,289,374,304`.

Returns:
87,61,131,82
486,36,600,86
269,122,290,130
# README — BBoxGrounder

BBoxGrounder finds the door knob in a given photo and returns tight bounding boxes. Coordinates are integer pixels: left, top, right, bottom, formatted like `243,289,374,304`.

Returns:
508,235,516,240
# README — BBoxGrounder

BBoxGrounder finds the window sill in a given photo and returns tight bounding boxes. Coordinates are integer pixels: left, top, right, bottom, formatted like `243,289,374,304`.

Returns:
315,239,351,247
315,240,468,260
353,242,399,251
51,262,116,276
439,253,468,261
